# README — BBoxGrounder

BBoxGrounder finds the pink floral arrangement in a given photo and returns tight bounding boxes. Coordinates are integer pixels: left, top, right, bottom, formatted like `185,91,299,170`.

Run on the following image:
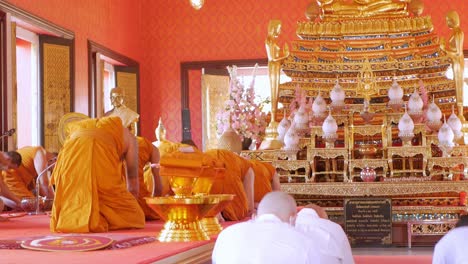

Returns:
216,64,268,142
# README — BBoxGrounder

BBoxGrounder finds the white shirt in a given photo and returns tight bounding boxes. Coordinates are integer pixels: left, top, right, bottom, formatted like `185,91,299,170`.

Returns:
433,226,468,264
295,208,354,264
212,214,338,264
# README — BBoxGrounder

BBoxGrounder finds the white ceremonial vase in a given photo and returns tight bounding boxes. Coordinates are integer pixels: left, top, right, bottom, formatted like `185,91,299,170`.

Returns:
277,114,291,141
330,80,345,110
438,119,455,147
283,122,300,150
408,88,423,113
447,105,463,139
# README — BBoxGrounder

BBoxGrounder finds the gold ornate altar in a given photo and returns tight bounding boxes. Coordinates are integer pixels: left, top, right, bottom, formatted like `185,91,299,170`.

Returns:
243,0,468,245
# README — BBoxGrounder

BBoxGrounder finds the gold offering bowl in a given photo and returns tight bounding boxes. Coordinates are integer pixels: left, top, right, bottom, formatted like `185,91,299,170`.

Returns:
162,166,210,197
200,194,234,236
145,195,231,242
192,168,225,195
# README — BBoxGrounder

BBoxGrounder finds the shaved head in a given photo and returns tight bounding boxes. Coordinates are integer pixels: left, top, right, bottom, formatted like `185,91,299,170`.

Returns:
257,191,297,223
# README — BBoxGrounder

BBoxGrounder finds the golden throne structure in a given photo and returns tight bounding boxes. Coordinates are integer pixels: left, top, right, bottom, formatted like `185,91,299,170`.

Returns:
242,0,468,246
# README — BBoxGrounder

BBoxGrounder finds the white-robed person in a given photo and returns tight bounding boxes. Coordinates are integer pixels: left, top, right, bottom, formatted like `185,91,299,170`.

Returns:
432,215,468,264
295,204,354,264
212,191,340,264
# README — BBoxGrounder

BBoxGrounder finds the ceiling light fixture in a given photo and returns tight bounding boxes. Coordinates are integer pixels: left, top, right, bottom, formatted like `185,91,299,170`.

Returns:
189,0,204,10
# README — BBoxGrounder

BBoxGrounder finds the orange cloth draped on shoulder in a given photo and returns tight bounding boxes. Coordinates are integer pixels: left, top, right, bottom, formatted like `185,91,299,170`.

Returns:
205,149,251,221
50,116,144,233
250,160,275,203
1,146,42,198
136,136,159,220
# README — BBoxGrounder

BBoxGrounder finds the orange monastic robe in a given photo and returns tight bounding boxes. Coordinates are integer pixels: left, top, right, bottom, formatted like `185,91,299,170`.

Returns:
1,146,42,198
50,117,144,233
205,149,251,221
250,160,275,203
136,137,159,220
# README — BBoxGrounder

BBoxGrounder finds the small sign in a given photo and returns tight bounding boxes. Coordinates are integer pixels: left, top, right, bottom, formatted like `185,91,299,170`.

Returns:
344,198,392,245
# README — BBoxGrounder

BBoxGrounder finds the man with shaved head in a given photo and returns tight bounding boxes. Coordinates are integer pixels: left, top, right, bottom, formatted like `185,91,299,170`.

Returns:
212,191,340,264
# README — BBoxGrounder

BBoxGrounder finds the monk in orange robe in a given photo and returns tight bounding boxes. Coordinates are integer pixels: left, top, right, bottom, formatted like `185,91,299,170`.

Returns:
50,116,144,233
250,160,281,207
205,149,254,221
136,136,161,220
0,173,22,211
0,151,10,170
2,146,54,199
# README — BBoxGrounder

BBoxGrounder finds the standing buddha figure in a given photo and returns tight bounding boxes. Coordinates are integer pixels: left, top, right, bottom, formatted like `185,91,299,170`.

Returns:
440,10,465,121
260,19,290,150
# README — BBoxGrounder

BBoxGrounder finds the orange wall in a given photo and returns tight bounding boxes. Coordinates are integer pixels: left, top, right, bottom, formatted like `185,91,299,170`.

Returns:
7,0,143,115
6,0,468,146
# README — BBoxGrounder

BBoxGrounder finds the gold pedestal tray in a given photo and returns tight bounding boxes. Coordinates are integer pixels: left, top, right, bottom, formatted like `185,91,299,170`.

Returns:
200,194,235,236
145,195,231,242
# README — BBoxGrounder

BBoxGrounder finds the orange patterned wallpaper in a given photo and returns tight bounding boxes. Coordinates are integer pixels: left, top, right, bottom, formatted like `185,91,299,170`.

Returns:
7,0,143,115
6,0,468,146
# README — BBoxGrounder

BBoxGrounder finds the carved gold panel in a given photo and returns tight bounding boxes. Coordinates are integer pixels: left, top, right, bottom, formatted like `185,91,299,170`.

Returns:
43,43,71,152
240,149,298,161
201,74,230,150
281,181,468,196
116,71,138,114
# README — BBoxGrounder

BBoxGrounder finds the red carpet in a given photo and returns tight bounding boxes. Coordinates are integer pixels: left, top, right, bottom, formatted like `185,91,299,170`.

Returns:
0,214,433,264
0,214,232,264
355,255,432,264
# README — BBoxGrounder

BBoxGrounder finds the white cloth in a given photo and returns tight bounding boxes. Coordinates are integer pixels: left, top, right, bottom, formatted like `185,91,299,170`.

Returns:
212,214,340,264
296,208,354,264
433,226,468,264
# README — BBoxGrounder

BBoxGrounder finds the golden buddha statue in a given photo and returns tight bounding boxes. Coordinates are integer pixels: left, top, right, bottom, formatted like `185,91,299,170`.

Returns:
260,20,290,150
317,0,411,19
153,117,167,148
408,0,423,16
440,10,465,121
104,87,139,135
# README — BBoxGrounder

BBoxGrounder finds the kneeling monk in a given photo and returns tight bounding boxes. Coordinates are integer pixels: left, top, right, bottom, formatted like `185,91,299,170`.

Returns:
250,160,281,207
205,149,254,221
50,116,144,233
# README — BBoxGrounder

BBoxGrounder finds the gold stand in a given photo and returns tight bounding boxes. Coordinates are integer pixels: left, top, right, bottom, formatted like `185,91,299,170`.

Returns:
259,121,283,150
146,194,234,242
199,194,234,236
159,219,209,242
200,217,222,236
145,196,219,242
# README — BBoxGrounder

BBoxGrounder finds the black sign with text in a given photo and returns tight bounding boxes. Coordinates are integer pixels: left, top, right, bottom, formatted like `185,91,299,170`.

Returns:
344,198,392,245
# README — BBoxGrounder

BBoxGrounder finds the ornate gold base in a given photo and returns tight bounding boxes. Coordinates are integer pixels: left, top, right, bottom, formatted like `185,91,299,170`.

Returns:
158,220,209,242
145,195,235,242
259,138,283,150
200,217,223,236
259,121,283,150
